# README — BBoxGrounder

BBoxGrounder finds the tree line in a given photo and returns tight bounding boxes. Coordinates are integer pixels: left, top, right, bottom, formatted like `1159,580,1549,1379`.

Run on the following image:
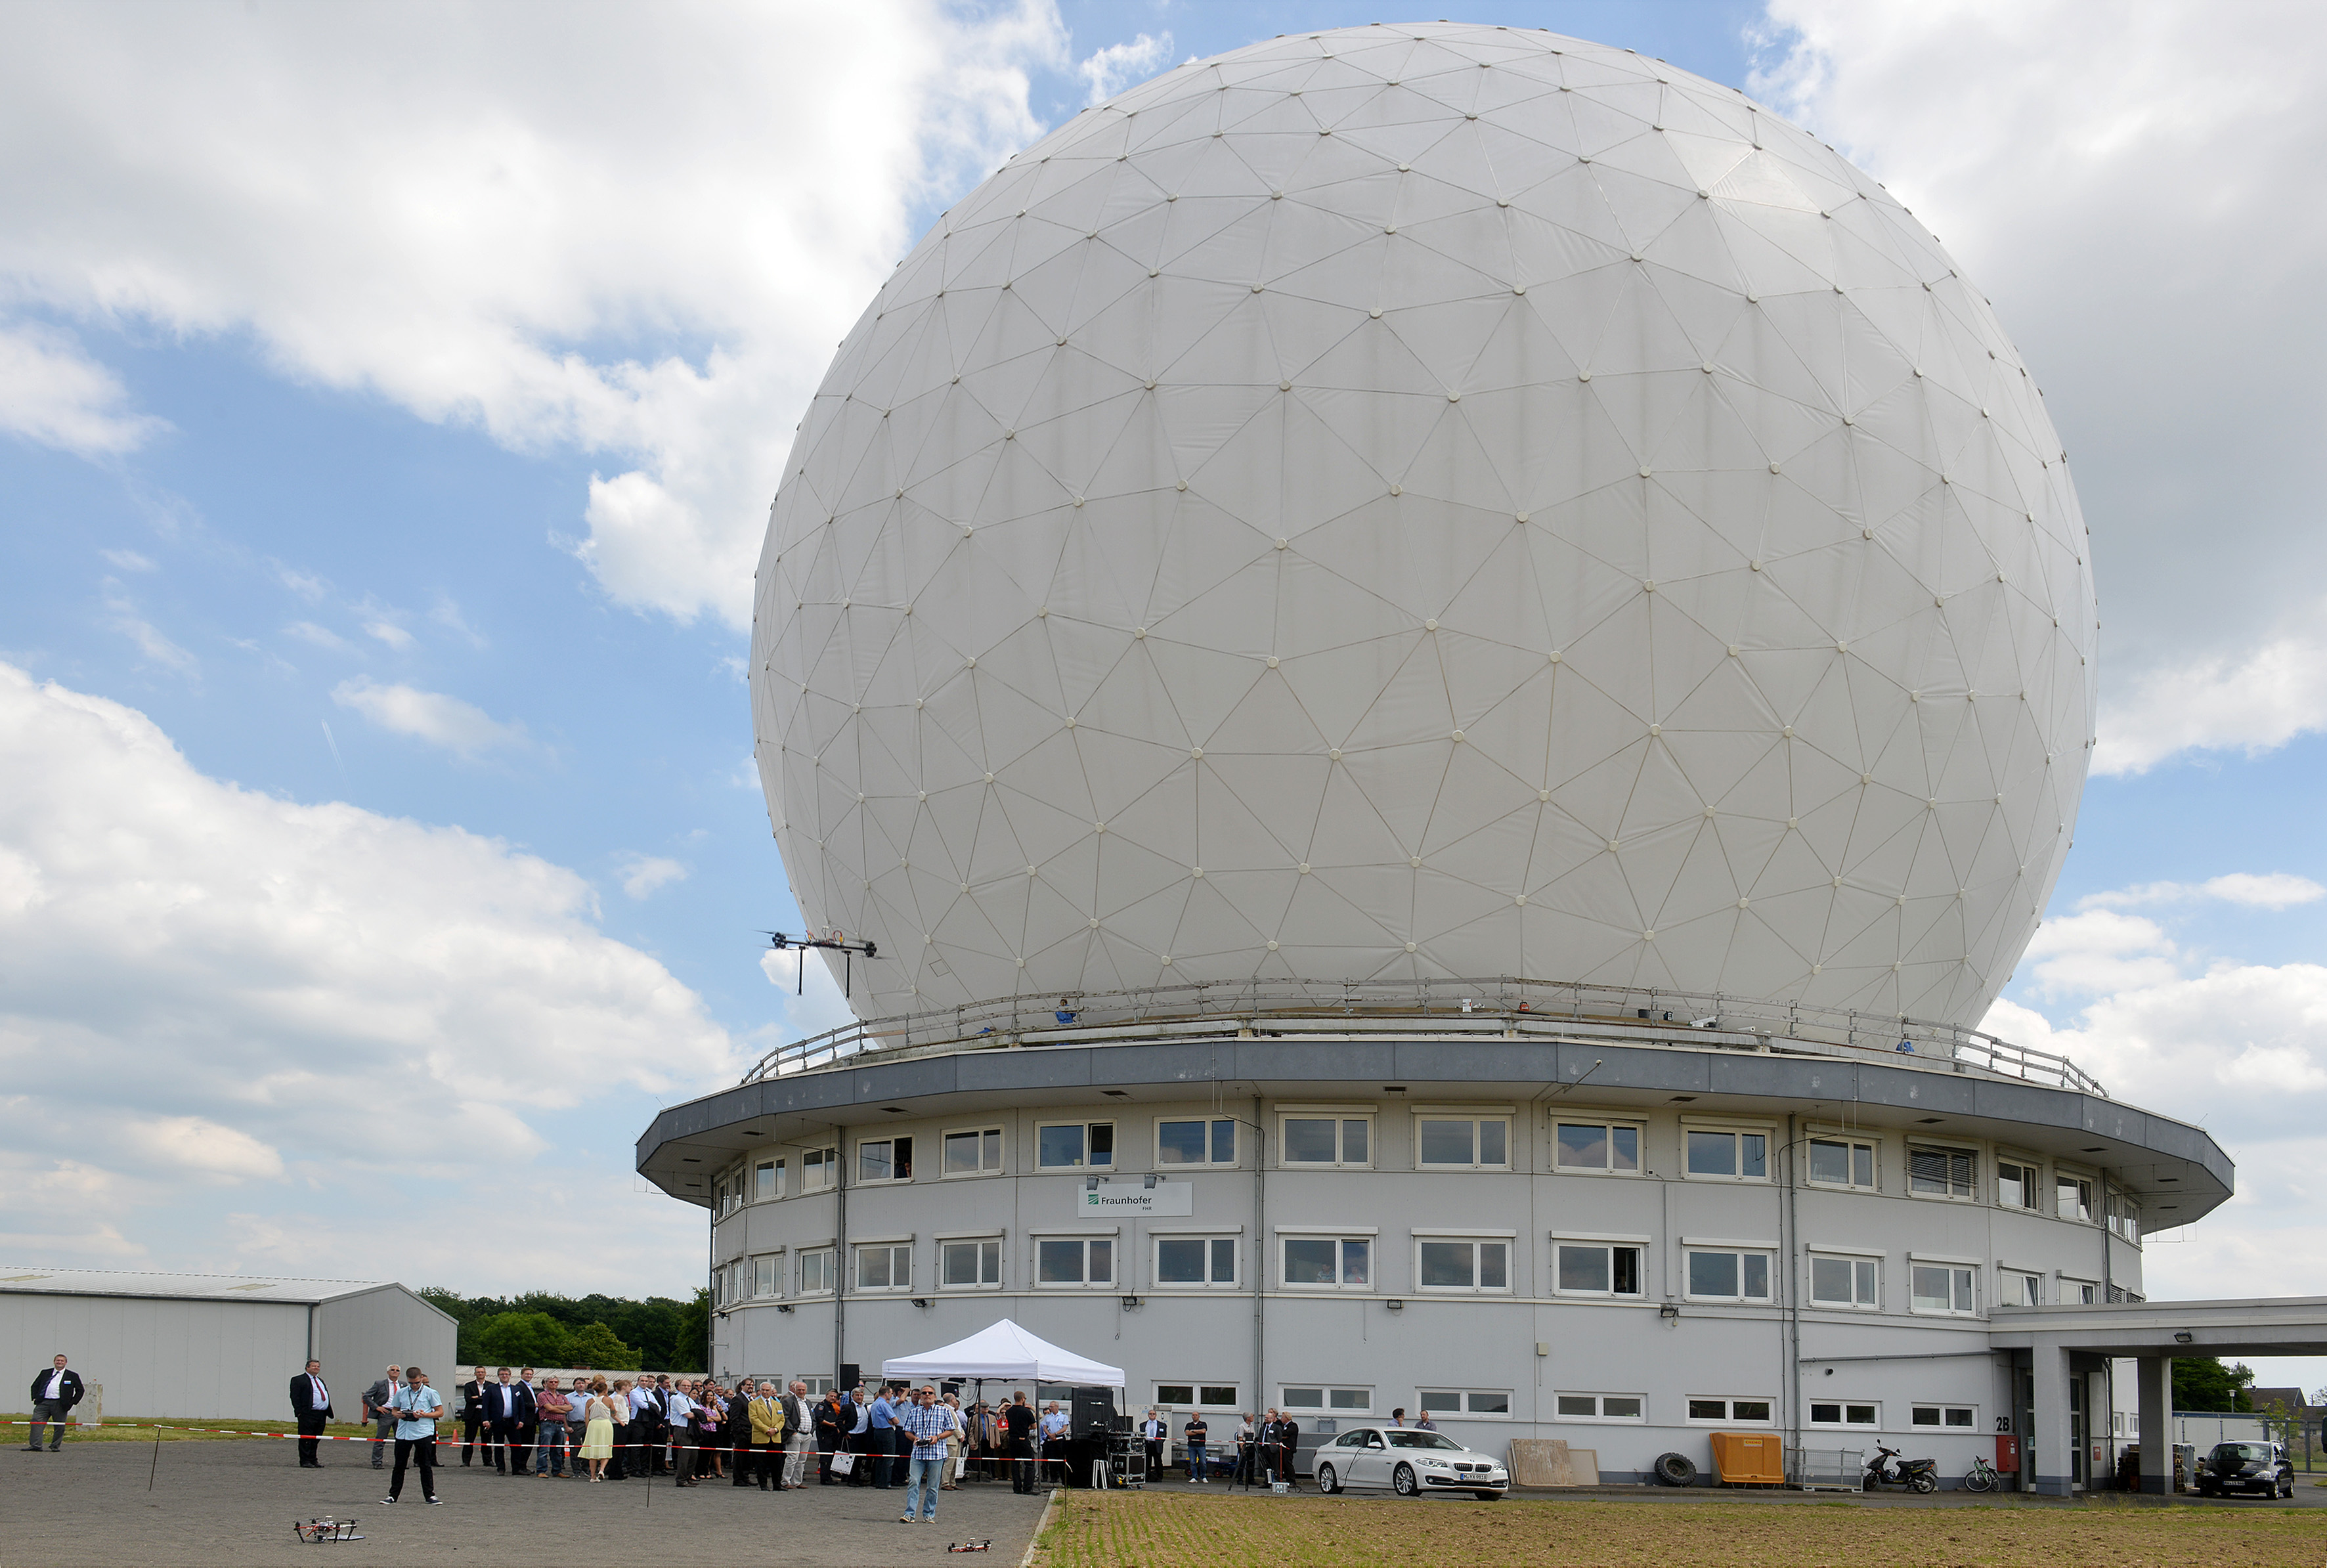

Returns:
418,1287,709,1373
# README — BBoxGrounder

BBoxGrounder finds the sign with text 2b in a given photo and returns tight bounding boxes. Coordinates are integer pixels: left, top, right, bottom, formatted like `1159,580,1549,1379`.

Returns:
1080,1181,1192,1217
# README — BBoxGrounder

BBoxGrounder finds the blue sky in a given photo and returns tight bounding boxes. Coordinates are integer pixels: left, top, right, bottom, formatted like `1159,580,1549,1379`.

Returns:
4,1,2326,1389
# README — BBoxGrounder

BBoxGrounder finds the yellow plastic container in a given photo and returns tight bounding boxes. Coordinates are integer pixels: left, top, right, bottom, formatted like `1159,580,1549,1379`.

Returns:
1710,1431,1786,1487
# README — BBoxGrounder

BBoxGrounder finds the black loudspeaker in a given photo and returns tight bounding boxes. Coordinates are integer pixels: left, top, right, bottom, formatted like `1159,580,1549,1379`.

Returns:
838,1362,860,1391
1072,1387,1118,1440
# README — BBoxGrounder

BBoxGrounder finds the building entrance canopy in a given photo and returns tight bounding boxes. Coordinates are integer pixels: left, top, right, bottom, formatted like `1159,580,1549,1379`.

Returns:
881,1317,1124,1387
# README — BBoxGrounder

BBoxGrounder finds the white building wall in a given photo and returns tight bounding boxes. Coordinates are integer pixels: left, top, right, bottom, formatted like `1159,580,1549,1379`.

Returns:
702,1093,2141,1485
1,1296,307,1420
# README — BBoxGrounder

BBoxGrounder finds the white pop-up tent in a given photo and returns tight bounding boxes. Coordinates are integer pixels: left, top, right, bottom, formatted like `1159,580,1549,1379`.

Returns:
881,1318,1123,1386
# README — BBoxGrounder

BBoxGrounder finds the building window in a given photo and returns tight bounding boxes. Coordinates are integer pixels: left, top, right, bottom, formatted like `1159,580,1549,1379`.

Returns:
2108,1194,2142,1244
1419,1389,1512,1417
1555,1121,1640,1173
2057,1174,2095,1223
751,1254,781,1298
1908,1144,1974,1200
1911,1404,1977,1429
1037,1122,1114,1169
1686,1397,1773,1424
1281,1235,1371,1290
1281,1115,1370,1167
1415,1237,1510,1293
1997,1160,2039,1210
2003,1270,2041,1306
1554,1393,1644,1422
858,1137,913,1184
942,1127,1003,1177
1810,1402,1879,1427
1685,1249,1773,1302
1154,1236,1238,1288
1808,1138,1877,1189
1810,1253,1879,1309
754,1160,786,1202
1036,1236,1114,1286
798,1248,835,1296
1156,1118,1236,1167
1281,1385,1371,1413
1910,1263,1976,1315
1685,1127,1769,1181
2064,1276,2099,1305
1416,1116,1511,1169
795,1375,835,1398
802,1146,837,1192
855,1242,911,1292
940,1238,1003,1289
1155,1383,1239,1410
1554,1241,1643,1297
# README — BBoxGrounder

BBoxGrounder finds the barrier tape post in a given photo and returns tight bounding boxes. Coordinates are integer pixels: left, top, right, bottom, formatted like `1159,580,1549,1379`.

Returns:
147,1422,162,1492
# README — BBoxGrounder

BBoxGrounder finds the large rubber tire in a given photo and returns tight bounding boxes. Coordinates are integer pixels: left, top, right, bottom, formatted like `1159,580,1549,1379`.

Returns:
1316,1462,1339,1495
2281,1475,2296,1499
1653,1452,1698,1487
1911,1473,1936,1494
1962,1466,1995,1494
1392,1463,1418,1497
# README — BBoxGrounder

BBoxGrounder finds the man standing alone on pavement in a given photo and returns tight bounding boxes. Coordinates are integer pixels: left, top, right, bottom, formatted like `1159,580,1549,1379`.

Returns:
898,1385,950,1525
289,1359,334,1467
25,1355,83,1452
458,1366,489,1466
1005,1392,1039,1493
362,1365,402,1469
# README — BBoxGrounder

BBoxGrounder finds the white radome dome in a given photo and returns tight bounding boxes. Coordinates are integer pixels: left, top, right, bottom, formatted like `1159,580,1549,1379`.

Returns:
752,23,2096,1030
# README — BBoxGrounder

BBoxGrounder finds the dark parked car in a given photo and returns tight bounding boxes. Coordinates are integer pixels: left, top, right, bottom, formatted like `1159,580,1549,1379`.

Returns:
2196,1441,2294,1498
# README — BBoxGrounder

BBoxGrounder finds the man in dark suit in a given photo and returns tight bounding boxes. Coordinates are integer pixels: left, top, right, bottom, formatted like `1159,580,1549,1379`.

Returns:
483,1366,534,1475
1276,1414,1301,1488
457,1366,489,1466
289,1359,334,1466
508,1367,540,1475
26,1354,85,1451
728,1382,756,1487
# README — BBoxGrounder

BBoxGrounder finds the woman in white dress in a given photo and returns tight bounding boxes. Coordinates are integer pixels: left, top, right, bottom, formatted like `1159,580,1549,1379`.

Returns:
576,1378,615,1481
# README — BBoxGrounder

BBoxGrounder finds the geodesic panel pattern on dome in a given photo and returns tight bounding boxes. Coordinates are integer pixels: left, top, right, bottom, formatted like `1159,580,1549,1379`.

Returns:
750,22,2098,1030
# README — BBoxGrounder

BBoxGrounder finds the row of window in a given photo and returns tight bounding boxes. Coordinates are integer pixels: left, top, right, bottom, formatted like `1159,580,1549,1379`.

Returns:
712,1120,2138,1237
1139,1384,1972,1431
711,1232,2103,1313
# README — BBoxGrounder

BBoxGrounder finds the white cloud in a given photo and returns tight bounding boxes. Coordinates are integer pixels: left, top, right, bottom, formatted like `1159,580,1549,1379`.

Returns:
100,548,154,572
2016,909,2179,1001
103,585,196,674
760,945,861,1049
2081,873,2327,913
332,675,529,756
1077,32,1171,104
0,319,167,456
616,853,687,900
1752,3,2327,773
0,0,1071,628
273,563,330,602
284,620,352,654
362,619,413,650
0,663,742,1280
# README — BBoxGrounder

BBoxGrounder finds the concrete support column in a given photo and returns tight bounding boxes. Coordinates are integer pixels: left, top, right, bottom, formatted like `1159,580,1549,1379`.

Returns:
2030,1341,2076,1496
2137,1357,2173,1495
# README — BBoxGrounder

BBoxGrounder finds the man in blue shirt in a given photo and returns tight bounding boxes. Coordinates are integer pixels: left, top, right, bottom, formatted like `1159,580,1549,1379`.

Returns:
896,1387,952,1524
867,1385,897,1489
381,1368,445,1505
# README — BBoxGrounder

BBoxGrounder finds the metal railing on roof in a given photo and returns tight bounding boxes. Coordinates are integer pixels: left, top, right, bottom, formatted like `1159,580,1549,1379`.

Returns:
738,975,2106,1099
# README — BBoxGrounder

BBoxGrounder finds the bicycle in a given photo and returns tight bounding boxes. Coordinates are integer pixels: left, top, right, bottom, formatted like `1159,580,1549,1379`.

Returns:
1962,1454,1999,1493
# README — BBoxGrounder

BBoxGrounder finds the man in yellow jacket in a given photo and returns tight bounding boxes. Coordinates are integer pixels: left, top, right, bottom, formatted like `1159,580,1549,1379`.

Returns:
747,1381,787,1492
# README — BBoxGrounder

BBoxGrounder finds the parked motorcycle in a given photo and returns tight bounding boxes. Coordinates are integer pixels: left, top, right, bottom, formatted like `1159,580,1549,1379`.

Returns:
1863,1445,1939,1494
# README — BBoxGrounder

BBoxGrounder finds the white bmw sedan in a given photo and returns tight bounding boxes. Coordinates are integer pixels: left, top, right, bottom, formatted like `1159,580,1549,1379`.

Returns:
1312,1426,1509,1500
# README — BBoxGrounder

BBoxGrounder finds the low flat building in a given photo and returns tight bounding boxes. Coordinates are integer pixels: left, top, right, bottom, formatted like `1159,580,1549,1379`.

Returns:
0,1267,456,1422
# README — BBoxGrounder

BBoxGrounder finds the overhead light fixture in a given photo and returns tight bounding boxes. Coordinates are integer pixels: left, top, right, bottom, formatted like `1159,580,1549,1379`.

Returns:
776,1304,794,1315
1669,1095,1696,1103
1102,1089,1129,1097
1385,1298,1404,1312
1384,1085,1407,1093
884,1106,907,1114
1916,1117,1942,1125
913,1297,932,1309
1120,1295,1142,1311
1659,1303,1681,1322
2081,1146,2106,1153
2173,1331,2193,1344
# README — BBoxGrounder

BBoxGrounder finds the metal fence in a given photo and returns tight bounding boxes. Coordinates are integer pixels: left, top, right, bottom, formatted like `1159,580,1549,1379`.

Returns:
1786,1447,1864,1492
739,974,2107,1099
